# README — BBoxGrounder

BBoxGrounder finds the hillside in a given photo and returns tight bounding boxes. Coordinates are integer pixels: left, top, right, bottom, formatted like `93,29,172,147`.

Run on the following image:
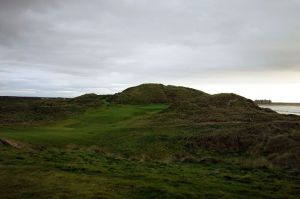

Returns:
111,83,208,104
0,94,104,125
0,83,300,198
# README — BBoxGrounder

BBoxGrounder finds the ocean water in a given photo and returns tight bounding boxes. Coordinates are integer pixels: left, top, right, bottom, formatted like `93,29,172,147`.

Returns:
259,105,300,116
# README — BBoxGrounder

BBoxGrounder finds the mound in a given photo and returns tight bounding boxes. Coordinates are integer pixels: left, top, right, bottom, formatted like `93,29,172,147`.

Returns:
109,83,296,124
71,93,103,106
111,83,209,104
151,91,286,124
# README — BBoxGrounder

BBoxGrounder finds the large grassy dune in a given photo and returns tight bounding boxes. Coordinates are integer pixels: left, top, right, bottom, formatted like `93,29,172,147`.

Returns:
0,84,300,198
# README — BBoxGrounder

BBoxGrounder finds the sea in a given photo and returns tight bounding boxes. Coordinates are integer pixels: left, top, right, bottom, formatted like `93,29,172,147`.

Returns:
259,105,300,116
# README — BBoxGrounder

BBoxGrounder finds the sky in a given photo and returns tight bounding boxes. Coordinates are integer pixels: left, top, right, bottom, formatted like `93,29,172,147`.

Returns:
0,0,300,102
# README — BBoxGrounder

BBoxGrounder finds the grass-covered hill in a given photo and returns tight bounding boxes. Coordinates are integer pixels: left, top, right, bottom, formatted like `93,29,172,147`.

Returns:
0,84,300,198
111,83,208,104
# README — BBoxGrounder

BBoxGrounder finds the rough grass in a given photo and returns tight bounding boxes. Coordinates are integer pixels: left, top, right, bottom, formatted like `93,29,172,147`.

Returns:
112,83,208,104
0,94,104,125
0,147,299,199
0,104,300,198
1,84,300,198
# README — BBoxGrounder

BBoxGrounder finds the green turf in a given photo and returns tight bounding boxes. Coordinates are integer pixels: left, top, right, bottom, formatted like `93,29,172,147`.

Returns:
0,104,167,145
0,104,300,198
0,147,299,199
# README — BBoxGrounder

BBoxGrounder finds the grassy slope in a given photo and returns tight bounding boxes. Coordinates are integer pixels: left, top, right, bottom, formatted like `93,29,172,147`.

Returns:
0,104,300,198
0,94,104,125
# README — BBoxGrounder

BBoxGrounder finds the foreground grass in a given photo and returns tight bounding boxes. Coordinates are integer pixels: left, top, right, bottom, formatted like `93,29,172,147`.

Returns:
0,148,299,199
0,104,300,198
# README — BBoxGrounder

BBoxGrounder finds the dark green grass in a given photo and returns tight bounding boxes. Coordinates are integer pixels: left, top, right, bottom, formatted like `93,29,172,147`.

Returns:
0,104,300,198
0,148,299,199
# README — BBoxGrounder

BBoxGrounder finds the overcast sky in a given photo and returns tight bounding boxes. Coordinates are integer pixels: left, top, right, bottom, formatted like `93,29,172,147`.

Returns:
0,0,300,102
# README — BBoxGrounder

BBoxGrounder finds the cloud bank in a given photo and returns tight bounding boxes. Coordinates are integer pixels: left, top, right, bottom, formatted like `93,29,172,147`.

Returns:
0,0,300,101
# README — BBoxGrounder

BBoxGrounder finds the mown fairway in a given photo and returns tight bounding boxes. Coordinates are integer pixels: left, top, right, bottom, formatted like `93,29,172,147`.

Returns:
0,104,300,199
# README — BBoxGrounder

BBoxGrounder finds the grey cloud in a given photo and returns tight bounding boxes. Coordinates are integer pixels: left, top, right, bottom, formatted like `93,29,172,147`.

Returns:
0,0,58,45
0,0,300,97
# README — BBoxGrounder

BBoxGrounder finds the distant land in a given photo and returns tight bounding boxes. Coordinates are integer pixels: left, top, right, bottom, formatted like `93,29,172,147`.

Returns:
266,102,300,106
255,99,300,105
